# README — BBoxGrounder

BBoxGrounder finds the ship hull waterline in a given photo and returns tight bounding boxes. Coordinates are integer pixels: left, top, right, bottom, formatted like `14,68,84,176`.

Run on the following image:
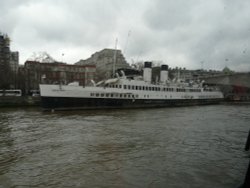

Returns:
41,97,223,111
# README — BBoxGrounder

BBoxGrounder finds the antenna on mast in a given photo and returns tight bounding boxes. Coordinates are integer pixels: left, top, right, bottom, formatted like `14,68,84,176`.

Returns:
123,30,131,57
112,38,118,77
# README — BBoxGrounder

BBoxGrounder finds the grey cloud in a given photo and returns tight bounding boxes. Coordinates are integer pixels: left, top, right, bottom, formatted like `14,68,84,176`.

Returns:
130,0,250,70
0,0,249,71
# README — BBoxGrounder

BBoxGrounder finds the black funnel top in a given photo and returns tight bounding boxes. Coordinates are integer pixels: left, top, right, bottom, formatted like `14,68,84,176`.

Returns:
144,61,152,68
161,65,168,71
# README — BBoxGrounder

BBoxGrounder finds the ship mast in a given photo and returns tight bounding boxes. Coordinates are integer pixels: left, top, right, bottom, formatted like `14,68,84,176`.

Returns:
112,38,118,78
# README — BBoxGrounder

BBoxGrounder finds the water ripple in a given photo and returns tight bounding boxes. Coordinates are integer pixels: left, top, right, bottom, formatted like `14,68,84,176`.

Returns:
0,105,249,187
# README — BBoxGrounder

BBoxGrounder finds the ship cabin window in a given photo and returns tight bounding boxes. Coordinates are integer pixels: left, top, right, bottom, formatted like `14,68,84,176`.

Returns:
110,94,113,97
142,86,145,90
149,87,152,91
90,93,94,96
119,85,122,88
96,93,99,97
178,89,181,92
106,93,109,97
131,86,135,90
120,94,123,97
128,85,131,90
124,85,127,89
101,93,104,97
139,86,142,90
190,89,201,92
136,86,138,90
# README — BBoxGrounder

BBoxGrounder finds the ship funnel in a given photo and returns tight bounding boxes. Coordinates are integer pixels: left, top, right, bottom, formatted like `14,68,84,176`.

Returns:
160,64,169,84
143,62,152,83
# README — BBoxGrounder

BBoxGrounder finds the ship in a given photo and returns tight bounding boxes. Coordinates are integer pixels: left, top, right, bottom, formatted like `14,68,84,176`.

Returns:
39,62,224,111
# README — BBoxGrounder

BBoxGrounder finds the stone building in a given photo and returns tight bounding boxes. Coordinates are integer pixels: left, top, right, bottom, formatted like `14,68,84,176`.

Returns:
75,48,130,80
10,51,19,73
0,33,11,88
24,61,96,93
0,33,19,89
0,34,10,64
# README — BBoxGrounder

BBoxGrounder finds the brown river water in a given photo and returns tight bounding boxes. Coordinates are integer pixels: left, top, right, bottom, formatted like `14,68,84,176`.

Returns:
0,104,249,187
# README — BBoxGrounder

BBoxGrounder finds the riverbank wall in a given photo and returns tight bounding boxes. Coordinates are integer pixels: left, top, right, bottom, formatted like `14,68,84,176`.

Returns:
0,96,41,107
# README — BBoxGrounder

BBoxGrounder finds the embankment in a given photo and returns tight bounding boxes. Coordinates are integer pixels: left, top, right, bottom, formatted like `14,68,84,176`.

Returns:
0,96,40,107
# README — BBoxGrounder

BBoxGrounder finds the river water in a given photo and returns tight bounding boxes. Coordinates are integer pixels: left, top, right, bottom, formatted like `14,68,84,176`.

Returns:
0,104,249,188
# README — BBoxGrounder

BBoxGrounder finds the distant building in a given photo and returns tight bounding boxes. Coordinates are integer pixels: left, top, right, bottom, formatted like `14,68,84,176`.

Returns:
75,48,130,80
10,51,19,73
0,33,17,89
24,61,96,93
171,68,193,81
0,34,10,62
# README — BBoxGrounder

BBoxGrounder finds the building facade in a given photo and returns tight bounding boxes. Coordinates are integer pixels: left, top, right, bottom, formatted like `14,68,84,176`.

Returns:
10,51,19,73
24,61,96,93
0,33,19,89
0,33,11,88
76,48,130,80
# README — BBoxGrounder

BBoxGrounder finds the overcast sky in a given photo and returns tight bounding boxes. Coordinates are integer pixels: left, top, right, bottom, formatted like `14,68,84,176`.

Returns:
1,0,250,71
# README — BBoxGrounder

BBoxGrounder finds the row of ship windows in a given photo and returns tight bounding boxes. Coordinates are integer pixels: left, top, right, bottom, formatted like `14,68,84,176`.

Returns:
108,84,201,92
199,95,219,98
90,93,139,98
91,93,219,99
